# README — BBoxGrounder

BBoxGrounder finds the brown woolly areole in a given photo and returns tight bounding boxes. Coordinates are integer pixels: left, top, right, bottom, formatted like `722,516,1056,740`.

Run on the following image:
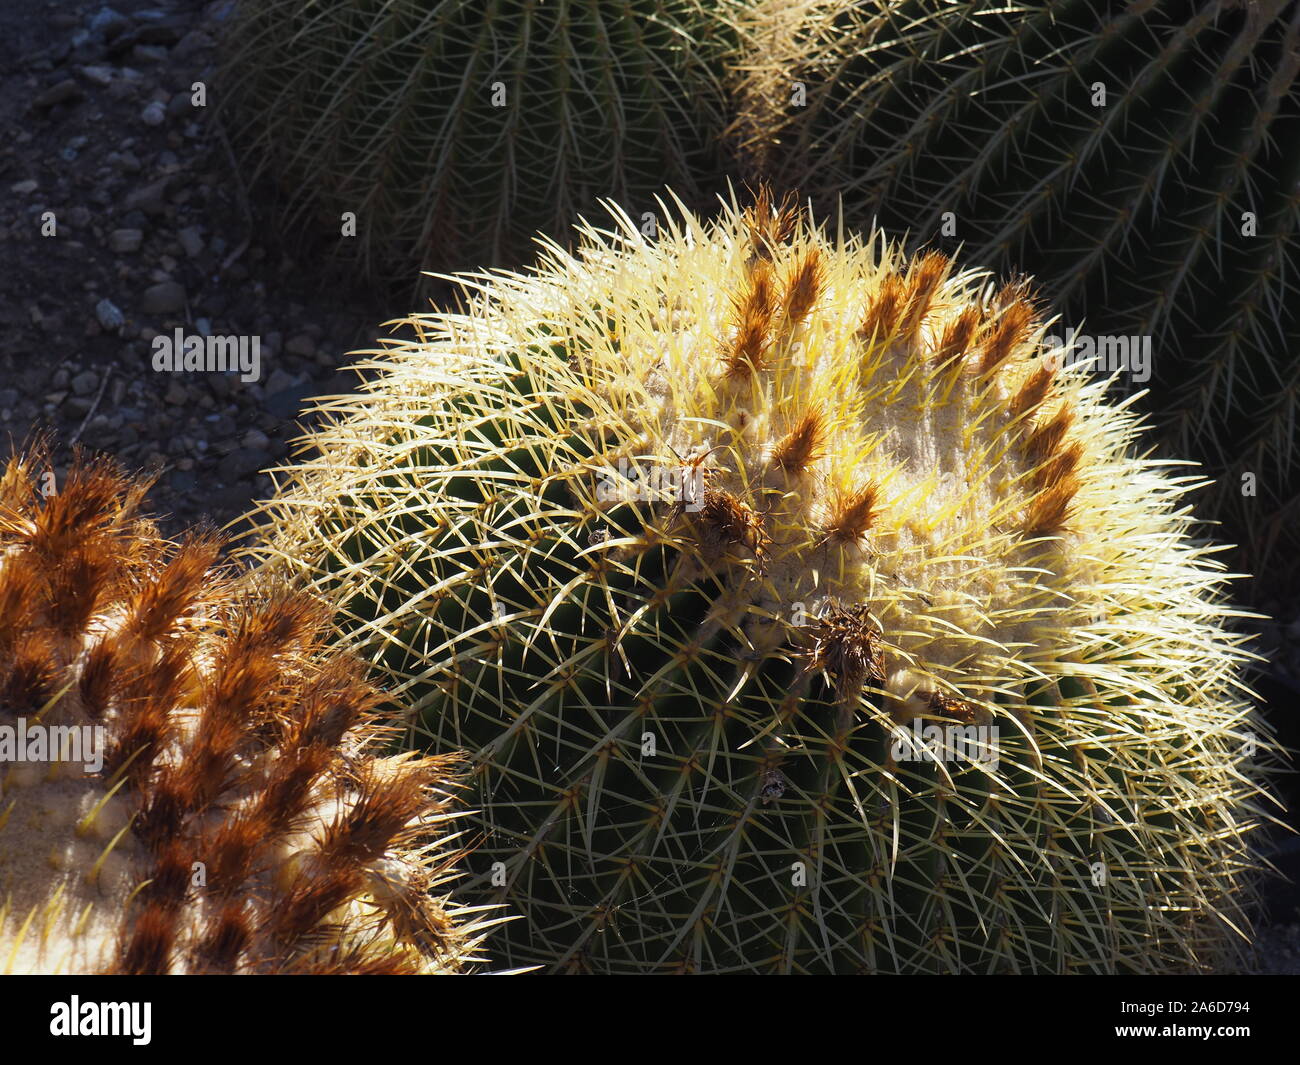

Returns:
0,448,495,974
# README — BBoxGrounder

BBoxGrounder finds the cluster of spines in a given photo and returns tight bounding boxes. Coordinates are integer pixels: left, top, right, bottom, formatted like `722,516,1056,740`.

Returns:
684,196,1087,720
0,445,490,974
710,193,1080,559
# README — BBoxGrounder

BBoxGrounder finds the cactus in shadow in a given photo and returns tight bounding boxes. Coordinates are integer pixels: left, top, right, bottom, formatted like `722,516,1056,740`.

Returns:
741,0,1300,592
218,0,740,284
247,192,1283,973
0,445,498,974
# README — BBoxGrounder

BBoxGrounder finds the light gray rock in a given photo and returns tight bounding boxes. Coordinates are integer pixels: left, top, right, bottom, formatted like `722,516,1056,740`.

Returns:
109,228,143,253
177,226,204,258
123,176,171,214
262,368,297,396
78,65,115,87
95,298,126,331
241,428,269,451
141,280,186,314
89,7,130,40
140,100,167,127
71,370,100,397
172,29,215,60
131,44,170,65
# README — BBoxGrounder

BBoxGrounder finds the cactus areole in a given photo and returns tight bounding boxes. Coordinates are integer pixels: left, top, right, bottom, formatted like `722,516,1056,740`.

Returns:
252,193,1279,973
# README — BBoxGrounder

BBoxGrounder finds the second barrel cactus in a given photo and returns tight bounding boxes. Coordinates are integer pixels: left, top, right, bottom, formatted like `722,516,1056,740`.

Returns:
219,0,739,283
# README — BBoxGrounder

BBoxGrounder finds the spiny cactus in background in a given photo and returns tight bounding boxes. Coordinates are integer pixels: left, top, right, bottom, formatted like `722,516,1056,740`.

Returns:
743,0,1300,592
0,446,495,974
724,0,843,178
217,0,740,284
248,192,1282,973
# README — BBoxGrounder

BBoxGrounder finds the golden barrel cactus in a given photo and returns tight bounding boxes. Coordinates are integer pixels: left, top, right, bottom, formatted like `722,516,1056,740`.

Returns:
0,447,493,974
248,192,1283,973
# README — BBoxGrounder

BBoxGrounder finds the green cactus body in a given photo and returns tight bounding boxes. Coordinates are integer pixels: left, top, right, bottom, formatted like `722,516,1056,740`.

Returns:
249,194,1281,973
219,0,738,282
755,0,1300,588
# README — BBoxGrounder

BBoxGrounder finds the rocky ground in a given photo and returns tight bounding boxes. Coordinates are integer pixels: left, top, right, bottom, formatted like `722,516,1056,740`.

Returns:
1,0,1298,974
0,0,398,541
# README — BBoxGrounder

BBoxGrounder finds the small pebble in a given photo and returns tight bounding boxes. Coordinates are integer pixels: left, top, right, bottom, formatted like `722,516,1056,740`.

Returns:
78,64,115,86
141,280,186,314
131,44,170,64
285,332,316,358
177,226,205,258
89,7,130,40
33,79,84,110
140,100,167,127
109,228,143,253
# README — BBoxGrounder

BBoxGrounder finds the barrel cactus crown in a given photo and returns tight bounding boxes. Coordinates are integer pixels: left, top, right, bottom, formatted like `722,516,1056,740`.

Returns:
219,0,739,282
750,0,1300,586
0,447,493,974
249,192,1280,973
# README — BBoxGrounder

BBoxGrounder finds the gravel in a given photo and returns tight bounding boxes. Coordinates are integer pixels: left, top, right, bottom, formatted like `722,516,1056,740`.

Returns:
0,0,393,540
